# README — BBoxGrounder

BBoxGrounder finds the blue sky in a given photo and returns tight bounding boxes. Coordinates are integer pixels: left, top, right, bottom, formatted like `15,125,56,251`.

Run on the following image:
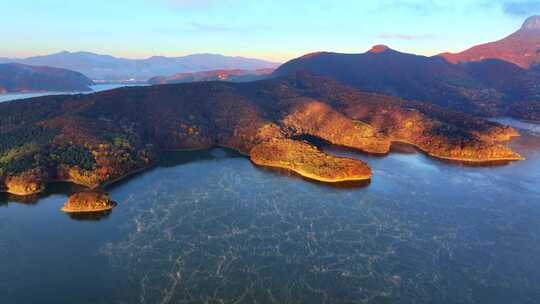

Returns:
1,0,539,62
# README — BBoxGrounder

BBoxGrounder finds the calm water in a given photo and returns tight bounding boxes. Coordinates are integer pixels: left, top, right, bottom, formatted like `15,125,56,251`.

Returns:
1,120,539,303
0,84,146,103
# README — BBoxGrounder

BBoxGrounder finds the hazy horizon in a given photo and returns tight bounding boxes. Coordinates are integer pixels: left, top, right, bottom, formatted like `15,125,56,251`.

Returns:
0,50,282,64
1,0,539,62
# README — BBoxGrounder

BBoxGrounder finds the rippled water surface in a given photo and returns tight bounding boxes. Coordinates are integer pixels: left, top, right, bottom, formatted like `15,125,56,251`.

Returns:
1,120,540,304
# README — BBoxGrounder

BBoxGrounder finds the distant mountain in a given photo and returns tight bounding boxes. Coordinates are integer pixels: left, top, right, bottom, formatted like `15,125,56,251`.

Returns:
274,44,540,121
148,68,274,85
0,51,279,82
441,15,540,68
0,63,93,94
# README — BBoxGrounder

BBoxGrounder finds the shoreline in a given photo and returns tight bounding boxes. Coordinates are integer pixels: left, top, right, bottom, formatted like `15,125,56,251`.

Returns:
0,136,527,197
389,139,526,163
322,139,525,163
0,145,245,197
250,161,372,183
100,164,156,189
61,203,116,213
0,88,91,95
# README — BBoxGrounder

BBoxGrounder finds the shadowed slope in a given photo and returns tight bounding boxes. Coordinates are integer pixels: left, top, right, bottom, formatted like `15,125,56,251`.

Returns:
274,47,501,116
275,43,540,121
0,63,93,93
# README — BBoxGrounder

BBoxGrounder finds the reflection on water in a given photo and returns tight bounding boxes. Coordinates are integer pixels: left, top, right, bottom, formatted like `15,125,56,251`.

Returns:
66,209,113,222
0,193,41,205
0,181,87,207
1,119,540,303
158,148,243,167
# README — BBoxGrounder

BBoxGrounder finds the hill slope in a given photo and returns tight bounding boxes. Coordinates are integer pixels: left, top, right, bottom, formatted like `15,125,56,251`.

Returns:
441,16,540,68
0,63,93,93
275,45,540,121
274,46,503,115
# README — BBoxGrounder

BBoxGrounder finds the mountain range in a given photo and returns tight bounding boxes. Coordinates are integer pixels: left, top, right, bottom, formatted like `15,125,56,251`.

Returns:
0,52,279,82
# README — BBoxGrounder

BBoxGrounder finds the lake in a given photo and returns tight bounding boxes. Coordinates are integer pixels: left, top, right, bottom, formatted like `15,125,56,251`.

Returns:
0,84,146,103
1,119,539,303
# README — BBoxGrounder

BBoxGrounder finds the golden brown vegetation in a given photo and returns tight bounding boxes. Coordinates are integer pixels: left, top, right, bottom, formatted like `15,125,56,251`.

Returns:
61,191,115,213
0,74,523,195
251,139,372,182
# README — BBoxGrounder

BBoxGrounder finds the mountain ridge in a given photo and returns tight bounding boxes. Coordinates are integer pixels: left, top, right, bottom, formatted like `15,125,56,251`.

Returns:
440,15,540,68
275,22,540,122
274,45,497,115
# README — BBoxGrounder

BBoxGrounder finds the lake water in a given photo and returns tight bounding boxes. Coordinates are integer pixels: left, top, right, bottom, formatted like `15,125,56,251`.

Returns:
1,119,539,303
0,84,146,103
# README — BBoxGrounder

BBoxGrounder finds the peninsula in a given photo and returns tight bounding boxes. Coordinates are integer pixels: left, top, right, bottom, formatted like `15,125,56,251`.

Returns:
0,63,93,93
0,73,522,196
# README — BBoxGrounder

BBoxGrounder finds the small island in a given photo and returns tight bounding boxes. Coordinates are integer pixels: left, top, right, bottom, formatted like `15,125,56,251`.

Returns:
61,191,116,213
4,170,45,196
